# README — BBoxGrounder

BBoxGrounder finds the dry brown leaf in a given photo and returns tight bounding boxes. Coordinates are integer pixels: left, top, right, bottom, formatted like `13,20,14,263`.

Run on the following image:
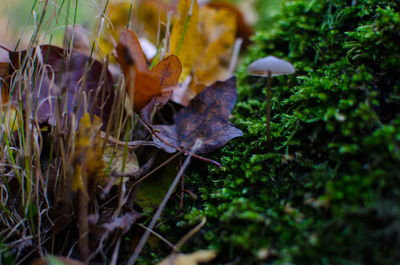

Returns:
157,250,217,265
116,29,182,111
4,45,115,128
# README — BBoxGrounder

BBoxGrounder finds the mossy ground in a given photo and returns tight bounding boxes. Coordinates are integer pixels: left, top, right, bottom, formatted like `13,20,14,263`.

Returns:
149,0,400,264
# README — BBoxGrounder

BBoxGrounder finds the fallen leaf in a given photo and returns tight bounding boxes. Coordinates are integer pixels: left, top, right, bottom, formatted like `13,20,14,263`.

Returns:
135,152,179,210
103,143,139,174
116,29,182,111
170,0,202,79
171,75,197,106
99,0,174,57
5,45,115,128
157,250,217,265
1,107,21,135
206,2,254,48
71,113,106,196
134,0,173,44
99,1,132,57
193,5,237,86
152,76,243,154
0,46,10,103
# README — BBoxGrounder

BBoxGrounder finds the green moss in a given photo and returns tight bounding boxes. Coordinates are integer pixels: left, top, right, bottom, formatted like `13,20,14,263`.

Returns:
156,0,400,264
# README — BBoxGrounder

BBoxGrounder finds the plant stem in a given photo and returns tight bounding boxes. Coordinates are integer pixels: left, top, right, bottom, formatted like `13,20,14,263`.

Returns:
266,71,271,144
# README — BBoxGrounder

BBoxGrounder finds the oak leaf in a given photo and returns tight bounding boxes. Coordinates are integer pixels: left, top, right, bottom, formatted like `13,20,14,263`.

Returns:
153,76,243,154
116,29,182,111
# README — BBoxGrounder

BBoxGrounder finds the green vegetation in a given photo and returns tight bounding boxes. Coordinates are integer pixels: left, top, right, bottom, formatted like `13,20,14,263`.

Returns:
161,0,400,264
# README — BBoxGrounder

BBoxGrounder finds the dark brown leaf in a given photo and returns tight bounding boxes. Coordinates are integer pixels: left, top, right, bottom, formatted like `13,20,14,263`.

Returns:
6,45,115,128
0,46,10,103
152,76,243,154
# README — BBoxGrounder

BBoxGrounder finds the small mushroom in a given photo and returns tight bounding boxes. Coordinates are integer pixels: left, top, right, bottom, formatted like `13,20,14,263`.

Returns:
248,55,295,144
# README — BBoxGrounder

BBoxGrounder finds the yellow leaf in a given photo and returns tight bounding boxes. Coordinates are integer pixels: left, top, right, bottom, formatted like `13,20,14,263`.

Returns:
71,113,106,195
194,6,237,86
157,250,217,265
99,1,132,57
99,0,172,57
1,107,20,135
170,0,202,80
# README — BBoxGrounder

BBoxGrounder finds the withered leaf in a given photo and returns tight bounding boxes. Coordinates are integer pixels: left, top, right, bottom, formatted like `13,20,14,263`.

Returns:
0,46,10,103
152,76,243,154
116,29,182,112
6,45,115,128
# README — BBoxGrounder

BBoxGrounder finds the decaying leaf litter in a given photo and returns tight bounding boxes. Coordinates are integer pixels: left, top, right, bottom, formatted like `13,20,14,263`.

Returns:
0,0,252,264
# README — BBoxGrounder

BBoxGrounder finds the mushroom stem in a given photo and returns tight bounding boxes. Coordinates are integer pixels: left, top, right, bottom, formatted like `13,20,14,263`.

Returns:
266,71,272,144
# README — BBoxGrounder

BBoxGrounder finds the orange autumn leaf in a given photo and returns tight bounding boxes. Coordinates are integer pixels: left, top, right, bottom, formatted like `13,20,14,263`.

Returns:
116,29,182,111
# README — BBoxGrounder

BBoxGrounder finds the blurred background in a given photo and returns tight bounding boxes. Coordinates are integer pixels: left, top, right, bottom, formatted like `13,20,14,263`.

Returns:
0,0,282,49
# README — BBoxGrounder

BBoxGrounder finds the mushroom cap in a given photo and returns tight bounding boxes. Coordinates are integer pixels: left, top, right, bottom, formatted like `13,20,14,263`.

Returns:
248,55,295,77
